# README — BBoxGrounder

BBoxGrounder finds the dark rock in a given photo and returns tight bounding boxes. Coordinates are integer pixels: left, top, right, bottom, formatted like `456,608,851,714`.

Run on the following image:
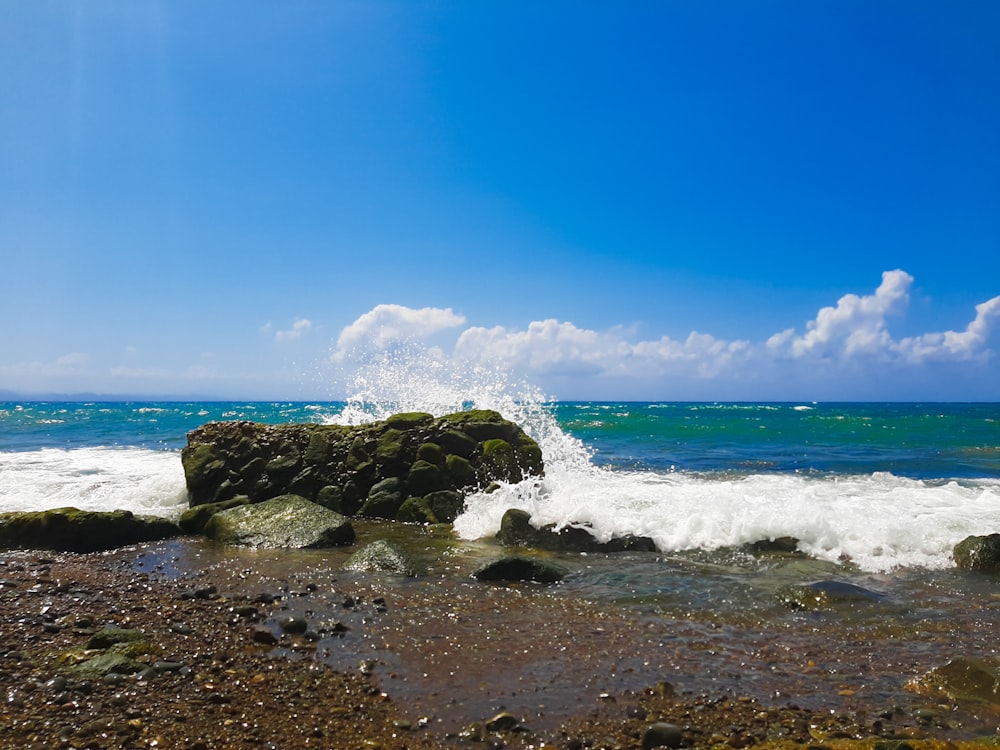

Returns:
472,556,569,584
181,411,544,529
496,509,656,553
203,494,356,549
778,579,886,610
642,722,683,749
87,628,147,650
953,533,1000,572
744,536,802,555
0,507,179,553
344,540,420,577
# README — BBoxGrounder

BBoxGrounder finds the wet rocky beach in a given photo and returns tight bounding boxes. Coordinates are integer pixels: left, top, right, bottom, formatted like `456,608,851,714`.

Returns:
4,522,1000,750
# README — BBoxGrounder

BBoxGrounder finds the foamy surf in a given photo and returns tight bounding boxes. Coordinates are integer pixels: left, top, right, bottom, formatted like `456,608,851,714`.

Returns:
0,447,189,519
454,468,1000,573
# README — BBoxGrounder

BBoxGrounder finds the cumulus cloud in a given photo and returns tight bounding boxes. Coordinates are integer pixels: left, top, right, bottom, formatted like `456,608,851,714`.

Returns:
767,269,1000,365
898,294,1000,363
332,304,466,360
275,318,312,343
768,269,913,359
331,271,998,398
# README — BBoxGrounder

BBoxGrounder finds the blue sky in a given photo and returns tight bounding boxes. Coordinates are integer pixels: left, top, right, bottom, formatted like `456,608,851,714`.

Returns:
2,1,998,401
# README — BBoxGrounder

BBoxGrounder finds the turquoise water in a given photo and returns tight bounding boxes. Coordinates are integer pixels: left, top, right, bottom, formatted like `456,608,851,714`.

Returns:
2,400,999,571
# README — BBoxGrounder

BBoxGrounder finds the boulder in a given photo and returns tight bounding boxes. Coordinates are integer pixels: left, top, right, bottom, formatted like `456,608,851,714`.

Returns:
0,507,180,553
181,410,544,525
953,533,1000,572
203,494,356,549
496,508,657,553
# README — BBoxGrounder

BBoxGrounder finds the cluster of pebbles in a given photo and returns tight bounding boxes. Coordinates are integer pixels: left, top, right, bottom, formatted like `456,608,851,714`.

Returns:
0,548,991,750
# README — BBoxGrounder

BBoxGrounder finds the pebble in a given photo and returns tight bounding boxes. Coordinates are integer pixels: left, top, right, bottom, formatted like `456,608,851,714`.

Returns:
279,616,308,634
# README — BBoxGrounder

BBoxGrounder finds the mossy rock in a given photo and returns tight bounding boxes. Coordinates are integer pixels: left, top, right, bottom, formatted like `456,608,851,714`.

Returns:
424,490,464,524
0,507,180,553
953,533,1000,572
181,443,225,493
415,441,445,466
203,494,355,549
67,652,146,677
179,496,250,534
344,539,420,576
407,460,445,496
481,439,519,483
397,496,438,524
360,478,406,519
910,658,1000,703
445,454,477,489
496,509,655,553
87,627,148,650
376,428,408,466
384,412,434,430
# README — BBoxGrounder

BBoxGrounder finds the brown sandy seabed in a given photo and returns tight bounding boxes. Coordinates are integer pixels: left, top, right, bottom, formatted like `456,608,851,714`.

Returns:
2,532,1000,750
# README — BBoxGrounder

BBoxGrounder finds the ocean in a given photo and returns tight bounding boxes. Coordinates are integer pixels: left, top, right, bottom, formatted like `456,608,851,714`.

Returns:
1,398,998,573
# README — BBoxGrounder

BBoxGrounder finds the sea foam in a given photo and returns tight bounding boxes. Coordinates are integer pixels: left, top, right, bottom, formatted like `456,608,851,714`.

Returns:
0,447,188,519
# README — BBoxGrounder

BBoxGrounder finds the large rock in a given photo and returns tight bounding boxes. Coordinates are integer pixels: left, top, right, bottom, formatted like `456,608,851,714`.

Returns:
953,533,1000,572
0,507,180,552
181,410,544,525
203,494,356,549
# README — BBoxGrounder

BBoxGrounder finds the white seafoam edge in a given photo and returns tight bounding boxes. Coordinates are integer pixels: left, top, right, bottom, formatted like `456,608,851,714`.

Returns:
2,444,999,572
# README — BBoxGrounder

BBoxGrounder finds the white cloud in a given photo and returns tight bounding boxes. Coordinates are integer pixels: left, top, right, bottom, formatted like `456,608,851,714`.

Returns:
327,272,998,399
898,294,1000,362
0,352,90,377
768,269,913,359
275,318,312,343
333,304,466,360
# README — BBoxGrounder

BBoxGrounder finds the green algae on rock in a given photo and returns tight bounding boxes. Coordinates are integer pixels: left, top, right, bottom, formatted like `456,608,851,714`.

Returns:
203,494,356,549
953,533,1000,572
0,506,180,552
181,410,544,525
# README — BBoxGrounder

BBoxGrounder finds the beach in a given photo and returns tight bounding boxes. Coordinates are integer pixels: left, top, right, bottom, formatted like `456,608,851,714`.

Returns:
3,524,1000,749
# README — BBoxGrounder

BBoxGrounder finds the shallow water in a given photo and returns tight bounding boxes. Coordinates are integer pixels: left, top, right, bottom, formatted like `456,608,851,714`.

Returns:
126,526,1000,736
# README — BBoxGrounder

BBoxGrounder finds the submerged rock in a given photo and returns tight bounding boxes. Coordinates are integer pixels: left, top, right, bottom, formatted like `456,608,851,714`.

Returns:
778,579,887,610
496,508,656,553
344,539,420,577
181,410,544,525
0,507,180,552
203,494,356,549
908,657,1000,703
472,555,569,584
953,533,1000,572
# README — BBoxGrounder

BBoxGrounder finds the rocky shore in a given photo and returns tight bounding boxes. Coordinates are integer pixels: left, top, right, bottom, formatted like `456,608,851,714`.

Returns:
3,533,1000,750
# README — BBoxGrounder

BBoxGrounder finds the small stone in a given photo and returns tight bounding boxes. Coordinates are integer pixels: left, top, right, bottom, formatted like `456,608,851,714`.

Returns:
485,712,521,732
643,722,683,749
279,615,308,634
251,626,279,645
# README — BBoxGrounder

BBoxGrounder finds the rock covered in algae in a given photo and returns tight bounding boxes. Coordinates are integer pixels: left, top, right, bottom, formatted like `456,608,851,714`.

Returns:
496,508,656,553
203,494,356,549
181,410,544,524
0,507,180,552
907,657,1000,703
953,533,1000,572
344,539,420,577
